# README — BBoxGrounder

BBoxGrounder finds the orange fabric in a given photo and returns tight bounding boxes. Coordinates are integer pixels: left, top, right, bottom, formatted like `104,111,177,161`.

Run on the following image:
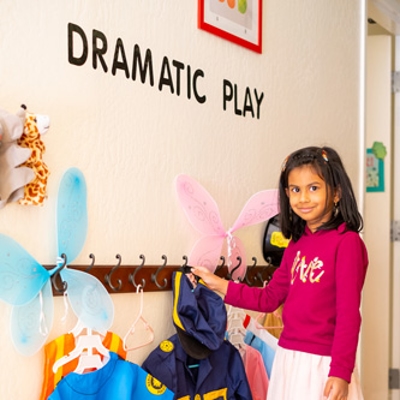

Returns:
39,331,127,400
262,305,284,339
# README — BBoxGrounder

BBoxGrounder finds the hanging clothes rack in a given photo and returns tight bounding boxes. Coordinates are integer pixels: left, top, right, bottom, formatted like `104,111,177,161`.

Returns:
45,254,278,294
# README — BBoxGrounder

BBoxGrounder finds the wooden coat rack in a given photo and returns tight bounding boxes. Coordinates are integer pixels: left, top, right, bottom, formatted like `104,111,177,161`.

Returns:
46,254,278,295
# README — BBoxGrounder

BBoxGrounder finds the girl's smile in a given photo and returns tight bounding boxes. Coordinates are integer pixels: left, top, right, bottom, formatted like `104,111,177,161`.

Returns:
286,165,339,232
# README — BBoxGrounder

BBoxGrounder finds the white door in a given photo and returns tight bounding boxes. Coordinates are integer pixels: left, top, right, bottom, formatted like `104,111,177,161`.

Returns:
363,34,392,400
391,36,400,400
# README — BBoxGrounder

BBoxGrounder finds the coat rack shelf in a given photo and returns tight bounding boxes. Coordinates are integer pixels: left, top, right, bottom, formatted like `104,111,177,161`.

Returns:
45,255,278,295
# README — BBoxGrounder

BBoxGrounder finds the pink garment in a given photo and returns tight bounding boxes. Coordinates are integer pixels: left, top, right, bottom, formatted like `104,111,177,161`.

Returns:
224,223,368,383
243,344,269,400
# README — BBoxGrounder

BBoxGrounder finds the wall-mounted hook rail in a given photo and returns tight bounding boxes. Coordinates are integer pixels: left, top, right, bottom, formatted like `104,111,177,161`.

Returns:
44,254,279,295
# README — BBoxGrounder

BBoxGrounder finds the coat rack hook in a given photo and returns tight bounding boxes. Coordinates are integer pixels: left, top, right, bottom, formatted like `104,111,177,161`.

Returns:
255,257,274,285
179,255,192,274
215,256,226,273
245,257,258,287
129,254,146,289
85,253,95,272
51,253,68,294
105,254,123,292
226,256,242,281
151,255,168,289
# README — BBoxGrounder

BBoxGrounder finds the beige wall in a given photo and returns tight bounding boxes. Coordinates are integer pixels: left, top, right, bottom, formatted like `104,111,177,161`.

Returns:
0,1,365,398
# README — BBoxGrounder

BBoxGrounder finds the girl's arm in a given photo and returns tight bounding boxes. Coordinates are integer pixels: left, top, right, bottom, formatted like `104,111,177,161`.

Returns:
192,261,289,313
191,266,229,295
330,233,368,382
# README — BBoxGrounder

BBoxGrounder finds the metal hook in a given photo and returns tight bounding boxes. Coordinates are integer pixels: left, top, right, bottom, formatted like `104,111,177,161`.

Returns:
151,255,168,289
226,256,242,280
255,257,273,285
85,253,95,272
215,256,226,273
51,253,68,294
245,257,258,286
129,254,146,289
105,254,123,292
179,255,195,275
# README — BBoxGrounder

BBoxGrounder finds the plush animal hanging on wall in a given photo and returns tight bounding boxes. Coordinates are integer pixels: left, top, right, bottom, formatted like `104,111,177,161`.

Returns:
0,106,34,208
17,105,50,205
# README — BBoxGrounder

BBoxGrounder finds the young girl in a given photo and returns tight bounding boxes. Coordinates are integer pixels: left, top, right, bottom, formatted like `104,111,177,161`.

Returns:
192,146,368,400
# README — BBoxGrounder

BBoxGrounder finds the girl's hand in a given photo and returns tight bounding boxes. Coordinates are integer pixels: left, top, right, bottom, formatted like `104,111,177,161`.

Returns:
323,376,348,400
191,266,229,295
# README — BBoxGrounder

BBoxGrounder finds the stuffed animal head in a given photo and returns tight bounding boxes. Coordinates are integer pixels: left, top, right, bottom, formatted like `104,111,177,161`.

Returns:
0,105,34,207
20,104,50,136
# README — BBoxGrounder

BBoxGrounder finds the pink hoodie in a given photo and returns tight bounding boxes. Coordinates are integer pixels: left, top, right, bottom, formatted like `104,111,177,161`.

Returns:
224,223,368,383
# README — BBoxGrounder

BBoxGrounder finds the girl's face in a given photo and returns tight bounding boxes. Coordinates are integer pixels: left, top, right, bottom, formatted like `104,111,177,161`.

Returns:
286,164,339,232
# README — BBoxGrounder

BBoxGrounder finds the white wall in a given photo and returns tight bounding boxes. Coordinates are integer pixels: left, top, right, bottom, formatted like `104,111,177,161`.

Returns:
0,1,365,398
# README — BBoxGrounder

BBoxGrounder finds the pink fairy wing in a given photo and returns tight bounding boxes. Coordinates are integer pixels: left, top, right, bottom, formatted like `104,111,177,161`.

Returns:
175,174,225,236
226,189,279,279
230,189,279,232
188,235,225,273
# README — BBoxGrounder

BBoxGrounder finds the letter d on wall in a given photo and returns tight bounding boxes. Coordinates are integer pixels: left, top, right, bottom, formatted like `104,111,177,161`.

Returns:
68,23,88,66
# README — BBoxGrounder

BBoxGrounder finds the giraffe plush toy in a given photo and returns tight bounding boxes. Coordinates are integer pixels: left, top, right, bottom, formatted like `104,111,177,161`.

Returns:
0,106,34,208
17,105,50,205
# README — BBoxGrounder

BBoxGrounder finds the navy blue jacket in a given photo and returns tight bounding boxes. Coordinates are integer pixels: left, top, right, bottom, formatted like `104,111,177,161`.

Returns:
142,334,252,400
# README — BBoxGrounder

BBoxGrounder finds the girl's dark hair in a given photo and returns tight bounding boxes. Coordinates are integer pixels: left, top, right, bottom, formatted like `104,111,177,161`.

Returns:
279,146,363,242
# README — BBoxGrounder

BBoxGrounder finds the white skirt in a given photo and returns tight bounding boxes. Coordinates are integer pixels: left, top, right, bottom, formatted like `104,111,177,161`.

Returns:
267,346,363,400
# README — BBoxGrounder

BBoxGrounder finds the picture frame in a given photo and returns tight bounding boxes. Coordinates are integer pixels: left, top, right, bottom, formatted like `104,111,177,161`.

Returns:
198,0,262,54
366,148,385,193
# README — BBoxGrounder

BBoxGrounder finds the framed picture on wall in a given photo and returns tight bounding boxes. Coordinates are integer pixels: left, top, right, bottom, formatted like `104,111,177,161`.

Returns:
198,0,262,54
366,148,385,192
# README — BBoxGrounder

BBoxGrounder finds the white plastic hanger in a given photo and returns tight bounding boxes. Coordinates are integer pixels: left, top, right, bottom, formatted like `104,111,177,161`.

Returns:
52,327,110,374
123,285,155,352
226,306,247,355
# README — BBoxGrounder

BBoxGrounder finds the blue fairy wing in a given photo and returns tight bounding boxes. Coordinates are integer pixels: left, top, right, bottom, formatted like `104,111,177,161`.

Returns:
0,233,49,306
10,279,54,356
56,168,113,331
56,168,88,263
60,268,114,332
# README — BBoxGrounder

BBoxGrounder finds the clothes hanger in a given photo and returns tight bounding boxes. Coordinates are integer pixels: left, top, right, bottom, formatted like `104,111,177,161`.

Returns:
252,281,284,331
52,327,110,374
226,306,247,356
255,305,284,331
73,330,109,374
123,284,155,352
